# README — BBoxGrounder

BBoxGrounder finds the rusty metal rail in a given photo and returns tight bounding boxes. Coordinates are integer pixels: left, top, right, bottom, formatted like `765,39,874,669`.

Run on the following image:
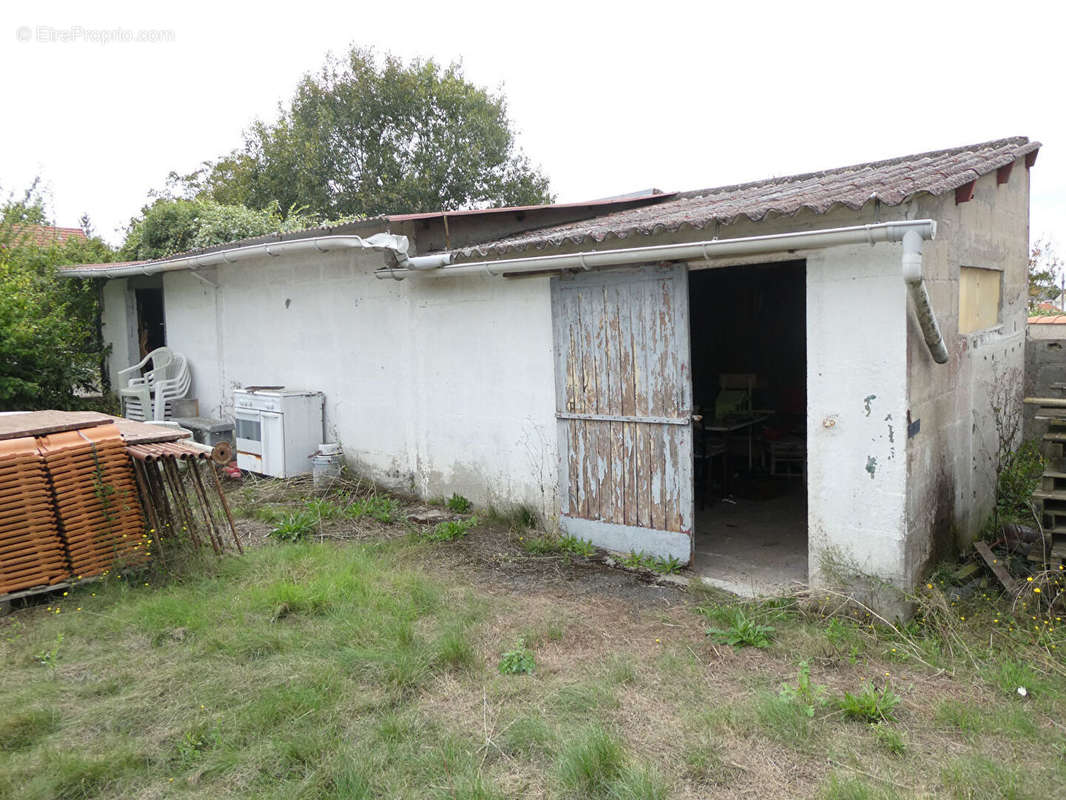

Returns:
127,443,242,556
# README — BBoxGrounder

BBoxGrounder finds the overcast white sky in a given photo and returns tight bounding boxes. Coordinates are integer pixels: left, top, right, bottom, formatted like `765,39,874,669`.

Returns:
2,0,1063,254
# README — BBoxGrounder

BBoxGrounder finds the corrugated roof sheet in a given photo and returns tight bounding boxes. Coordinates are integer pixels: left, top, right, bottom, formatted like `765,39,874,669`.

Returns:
455,136,1040,260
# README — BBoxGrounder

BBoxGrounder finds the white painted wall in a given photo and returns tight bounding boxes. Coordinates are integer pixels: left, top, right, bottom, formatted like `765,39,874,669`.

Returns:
158,250,559,514
805,241,910,588
100,277,133,392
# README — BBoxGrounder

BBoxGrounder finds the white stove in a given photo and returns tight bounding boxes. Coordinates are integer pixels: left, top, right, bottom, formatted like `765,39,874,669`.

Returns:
234,387,324,477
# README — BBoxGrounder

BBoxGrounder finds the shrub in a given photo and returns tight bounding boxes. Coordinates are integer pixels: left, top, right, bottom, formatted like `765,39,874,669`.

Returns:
994,439,1045,525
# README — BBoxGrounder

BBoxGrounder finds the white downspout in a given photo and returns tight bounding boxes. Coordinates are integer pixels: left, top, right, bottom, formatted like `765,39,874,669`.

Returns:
900,229,949,364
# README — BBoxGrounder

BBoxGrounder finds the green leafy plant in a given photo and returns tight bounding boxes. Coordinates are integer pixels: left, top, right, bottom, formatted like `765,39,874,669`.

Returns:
304,498,343,520
620,551,683,574
345,495,398,523
993,438,1045,526
836,683,901,723
445,493,472,513
35,632,64,674
423,517,478,543
498,639,536,675
703,608,775,648
778,661,826,717
0,188,116,410
873,724,906,755
521,534,562,555
270,510,317,542
559,535,596,557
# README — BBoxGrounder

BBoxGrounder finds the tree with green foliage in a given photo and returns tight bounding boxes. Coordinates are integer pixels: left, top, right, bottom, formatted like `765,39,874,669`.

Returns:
0,185,115,410
170,47,552,220
120,197,316,261
1028,237,1062,312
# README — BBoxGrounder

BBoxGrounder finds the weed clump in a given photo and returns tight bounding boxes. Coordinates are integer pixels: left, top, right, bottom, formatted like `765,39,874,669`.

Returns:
701,607,775,648
836,682,900,723
446,493,472,513
620,551,683,574
422,517,478,542
270,510,317,542
498,639,536,675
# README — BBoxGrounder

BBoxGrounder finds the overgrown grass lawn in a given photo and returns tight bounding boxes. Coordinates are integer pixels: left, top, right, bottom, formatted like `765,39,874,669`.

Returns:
2,534,1065,799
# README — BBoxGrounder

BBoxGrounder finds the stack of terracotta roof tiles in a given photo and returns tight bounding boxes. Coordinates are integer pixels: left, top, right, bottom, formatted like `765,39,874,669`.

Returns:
36,425,148,578
0,437,70,594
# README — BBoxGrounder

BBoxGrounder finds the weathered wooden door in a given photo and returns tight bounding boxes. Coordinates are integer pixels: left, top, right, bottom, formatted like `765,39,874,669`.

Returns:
551,264,694,562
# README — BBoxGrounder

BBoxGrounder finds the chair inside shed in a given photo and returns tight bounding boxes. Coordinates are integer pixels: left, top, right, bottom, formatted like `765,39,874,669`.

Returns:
688,260,808,595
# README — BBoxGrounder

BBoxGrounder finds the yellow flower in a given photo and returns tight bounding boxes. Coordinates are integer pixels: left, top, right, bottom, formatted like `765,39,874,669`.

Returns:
1027,576,1034,582
1034,588,1041,594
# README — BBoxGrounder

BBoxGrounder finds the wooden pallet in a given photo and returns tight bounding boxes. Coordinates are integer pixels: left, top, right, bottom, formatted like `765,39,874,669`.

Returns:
1024,396,1066,567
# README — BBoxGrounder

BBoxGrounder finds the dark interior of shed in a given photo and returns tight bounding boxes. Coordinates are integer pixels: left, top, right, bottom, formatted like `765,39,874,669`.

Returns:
688,260,808,593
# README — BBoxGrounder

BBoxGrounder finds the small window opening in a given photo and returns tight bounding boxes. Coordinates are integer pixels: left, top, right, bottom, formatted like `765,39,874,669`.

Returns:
959,266,1002,334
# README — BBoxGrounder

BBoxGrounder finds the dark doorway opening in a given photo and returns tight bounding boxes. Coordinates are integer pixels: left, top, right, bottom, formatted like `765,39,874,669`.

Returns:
135,288,166,360
688,260,808,594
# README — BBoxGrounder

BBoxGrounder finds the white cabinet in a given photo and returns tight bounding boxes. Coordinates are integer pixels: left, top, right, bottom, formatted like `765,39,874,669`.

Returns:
234,388,324,478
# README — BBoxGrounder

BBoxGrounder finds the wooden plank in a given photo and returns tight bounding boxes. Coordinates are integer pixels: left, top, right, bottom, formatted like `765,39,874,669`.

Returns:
622,421,636,527
108,416,190,445
0,411,113,441
974,540,1019,593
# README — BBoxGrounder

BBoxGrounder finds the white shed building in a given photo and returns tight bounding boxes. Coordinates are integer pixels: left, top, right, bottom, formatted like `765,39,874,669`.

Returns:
62,137,1040,605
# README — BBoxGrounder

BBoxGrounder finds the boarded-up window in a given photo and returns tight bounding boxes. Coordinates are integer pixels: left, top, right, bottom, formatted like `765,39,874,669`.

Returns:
959,267,1001,334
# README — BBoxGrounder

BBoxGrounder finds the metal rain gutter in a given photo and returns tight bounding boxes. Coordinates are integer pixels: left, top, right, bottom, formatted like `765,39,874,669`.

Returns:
376,219,949,365
57,233,411,279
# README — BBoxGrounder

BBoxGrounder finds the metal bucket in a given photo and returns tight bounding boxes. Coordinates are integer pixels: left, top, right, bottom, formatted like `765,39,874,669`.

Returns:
311,448,343,489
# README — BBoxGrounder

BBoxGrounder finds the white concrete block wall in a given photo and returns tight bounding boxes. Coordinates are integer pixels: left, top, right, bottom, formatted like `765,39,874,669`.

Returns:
806,242,910,587
159,250,558,515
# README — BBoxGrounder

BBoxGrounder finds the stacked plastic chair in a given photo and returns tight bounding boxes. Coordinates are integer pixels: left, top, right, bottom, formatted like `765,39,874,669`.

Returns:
0,437,71,594
36,424,148,578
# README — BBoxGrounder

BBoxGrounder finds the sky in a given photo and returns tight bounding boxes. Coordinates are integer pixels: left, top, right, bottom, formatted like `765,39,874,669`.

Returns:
1,0,1063,257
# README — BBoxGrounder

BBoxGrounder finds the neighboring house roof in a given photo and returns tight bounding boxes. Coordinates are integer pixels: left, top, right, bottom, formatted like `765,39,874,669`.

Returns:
454,136,1040,260
1029,315,1066,324
7,224,87,247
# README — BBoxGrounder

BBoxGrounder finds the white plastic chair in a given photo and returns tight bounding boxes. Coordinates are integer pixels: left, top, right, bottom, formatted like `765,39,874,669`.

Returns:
150,354,191,421
118,347,189,421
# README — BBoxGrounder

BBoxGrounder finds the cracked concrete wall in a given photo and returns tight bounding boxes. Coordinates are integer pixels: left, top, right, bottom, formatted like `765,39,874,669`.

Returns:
906,163,1031,587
